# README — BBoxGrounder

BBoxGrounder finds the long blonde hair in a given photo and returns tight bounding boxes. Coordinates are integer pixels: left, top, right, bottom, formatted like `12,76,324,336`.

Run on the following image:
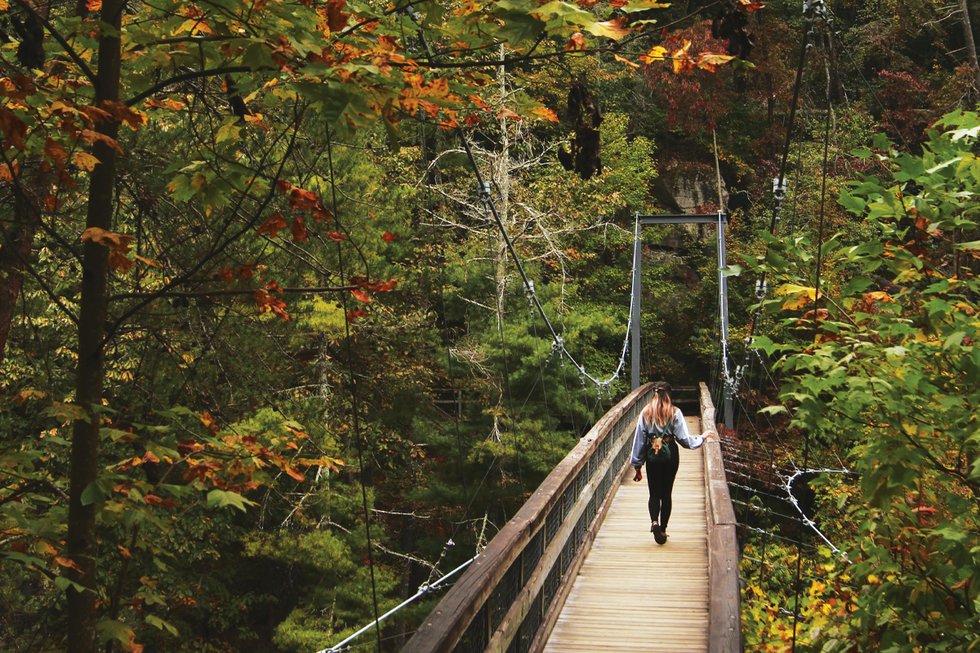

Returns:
642,382,674,429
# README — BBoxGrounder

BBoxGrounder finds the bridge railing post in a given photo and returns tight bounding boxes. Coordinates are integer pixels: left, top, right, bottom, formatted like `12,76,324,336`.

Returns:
700,382,742,653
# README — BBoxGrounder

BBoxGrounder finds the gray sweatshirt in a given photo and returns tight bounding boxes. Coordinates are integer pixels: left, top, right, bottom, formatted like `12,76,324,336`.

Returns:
630,408,705,468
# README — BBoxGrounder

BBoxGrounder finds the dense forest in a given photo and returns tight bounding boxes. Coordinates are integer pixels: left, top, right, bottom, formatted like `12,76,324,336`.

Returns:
0,0,976,651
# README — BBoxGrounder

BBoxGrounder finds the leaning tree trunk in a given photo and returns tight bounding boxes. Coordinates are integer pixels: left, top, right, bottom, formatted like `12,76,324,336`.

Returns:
66,1,123,652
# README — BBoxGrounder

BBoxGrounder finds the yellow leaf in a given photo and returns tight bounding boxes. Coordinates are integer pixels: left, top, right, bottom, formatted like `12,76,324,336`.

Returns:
672,39,693,73
72,151,100,171
640,45,668,64
697,52,735,71
585,17,631,40
0,1,9,10
775,283,819,311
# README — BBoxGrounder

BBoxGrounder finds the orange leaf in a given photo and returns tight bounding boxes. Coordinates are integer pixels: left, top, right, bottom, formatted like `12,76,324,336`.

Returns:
565,32,586,51
0,160,19,182
117,545,132,559
531,106,559,122
54,556,82,572
737,0,765,10
326,231,347,242
350,289,372,303
283,464,305,482
86,0,102,10
381,231,397,242
613,53,639,69
72,151,100,172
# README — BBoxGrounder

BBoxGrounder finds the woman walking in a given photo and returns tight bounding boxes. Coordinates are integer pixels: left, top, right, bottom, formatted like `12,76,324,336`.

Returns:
630,382,704,544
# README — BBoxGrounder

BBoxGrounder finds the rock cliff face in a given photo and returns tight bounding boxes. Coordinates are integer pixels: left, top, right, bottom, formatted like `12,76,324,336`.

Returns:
653,165,729,214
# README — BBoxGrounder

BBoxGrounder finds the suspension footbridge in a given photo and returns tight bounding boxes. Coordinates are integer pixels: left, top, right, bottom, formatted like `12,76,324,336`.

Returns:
401,383,740,653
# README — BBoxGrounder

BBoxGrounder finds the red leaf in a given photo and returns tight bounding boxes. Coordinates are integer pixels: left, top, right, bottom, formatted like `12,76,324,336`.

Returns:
291,216,308,242
325,0,350,32
381,231,397,242
326,231,347,242
0,107,28,150
275,179,292,194
346,309,368,321
257,212,287,237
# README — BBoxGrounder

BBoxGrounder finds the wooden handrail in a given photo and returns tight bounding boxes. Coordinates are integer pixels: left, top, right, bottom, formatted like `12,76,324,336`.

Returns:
403,384,655,653
700,382,742,653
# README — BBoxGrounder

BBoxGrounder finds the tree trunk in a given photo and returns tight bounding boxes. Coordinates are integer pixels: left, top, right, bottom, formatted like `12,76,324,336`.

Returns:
66,2,123,652
0,187,42,368
958,0,980,96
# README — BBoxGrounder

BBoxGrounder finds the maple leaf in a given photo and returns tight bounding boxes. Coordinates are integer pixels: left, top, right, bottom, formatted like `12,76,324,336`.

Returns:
44,139,69,167
324,0,350,33
78,129,124,153
585,17,630,40
346,309,368,321
531,106,559,122
54,556,82,571
326,231,347,242
565,32,587,51
291,216,308,242
0,161,19,182
697,52,735,71
72,151,100,172
350,289,372,303
381,231,397,242
85,0,102,10
737,0,765,10
672,39,694,73
283,464,305,482
640,45,668,65
257,212,287,238
0,107,28,150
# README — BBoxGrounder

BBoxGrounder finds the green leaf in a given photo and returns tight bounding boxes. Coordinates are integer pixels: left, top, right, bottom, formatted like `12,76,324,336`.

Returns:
54,575,90,594
80,478,113,506
207,489,257,513
146,614,180,636
758,405,789,416
96,619,135,647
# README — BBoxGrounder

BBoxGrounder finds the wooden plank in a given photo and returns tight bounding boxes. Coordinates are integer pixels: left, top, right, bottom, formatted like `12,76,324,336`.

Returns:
541,418,709,653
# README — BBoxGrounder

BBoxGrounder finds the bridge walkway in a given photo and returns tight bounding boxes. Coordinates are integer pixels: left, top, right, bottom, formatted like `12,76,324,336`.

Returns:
543,416,708,653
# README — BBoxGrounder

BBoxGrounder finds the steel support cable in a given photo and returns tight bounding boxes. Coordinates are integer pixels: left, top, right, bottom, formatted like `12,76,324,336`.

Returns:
324,133,382,653
319,554,478,653
733,2,825,394
459,133,638,390
791,61,832,649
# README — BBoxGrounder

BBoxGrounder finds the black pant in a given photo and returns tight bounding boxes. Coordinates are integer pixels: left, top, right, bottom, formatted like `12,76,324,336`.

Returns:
645,440,680,529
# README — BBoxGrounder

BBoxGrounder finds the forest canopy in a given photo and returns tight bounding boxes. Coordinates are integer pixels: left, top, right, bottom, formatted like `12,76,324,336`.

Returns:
0,0,977,651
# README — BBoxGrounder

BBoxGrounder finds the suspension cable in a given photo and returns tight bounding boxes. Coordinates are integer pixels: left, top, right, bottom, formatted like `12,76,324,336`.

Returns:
325,131,383,653
459,133,638,391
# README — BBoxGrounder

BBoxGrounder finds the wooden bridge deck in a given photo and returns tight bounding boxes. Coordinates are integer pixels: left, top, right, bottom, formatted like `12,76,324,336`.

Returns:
542,417,708,653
